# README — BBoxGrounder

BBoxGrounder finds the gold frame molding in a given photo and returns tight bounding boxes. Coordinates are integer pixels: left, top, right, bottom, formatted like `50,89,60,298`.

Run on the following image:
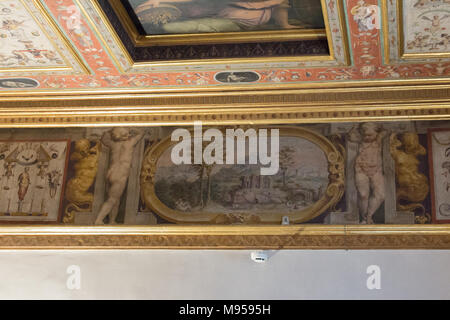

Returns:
83,0,349,70
0,225,450,249
110,0,327,47
140,126,345,224
0,79,449,127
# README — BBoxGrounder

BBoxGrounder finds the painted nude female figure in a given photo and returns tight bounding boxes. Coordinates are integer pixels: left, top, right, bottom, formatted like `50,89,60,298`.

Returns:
17,167,31,212
18,166,30,195
134,0,297,29
94,128,144,225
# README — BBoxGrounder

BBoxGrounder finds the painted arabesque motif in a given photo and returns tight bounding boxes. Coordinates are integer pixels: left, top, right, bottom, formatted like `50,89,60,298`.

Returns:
405,0,450,54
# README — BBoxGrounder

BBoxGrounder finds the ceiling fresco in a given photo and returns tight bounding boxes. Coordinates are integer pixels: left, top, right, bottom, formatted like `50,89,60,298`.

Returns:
0,0,447,90
0,1,66,68
0,0,88,76
403,0,450,55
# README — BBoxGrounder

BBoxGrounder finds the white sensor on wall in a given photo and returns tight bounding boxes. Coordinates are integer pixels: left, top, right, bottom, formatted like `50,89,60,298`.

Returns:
251,251,268,263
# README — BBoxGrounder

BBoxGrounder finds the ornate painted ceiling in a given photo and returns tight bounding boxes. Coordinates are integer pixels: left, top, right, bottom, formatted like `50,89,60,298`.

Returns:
0,0,448,126
0,0,447,87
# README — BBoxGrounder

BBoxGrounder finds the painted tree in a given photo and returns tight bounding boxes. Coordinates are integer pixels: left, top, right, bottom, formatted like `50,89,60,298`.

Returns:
279,146,296,186
205,164,214,207
193,164,205,208
193,140,217,209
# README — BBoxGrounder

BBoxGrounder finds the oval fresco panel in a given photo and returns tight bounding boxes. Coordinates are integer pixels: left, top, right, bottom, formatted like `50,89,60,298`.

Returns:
140,127,344,224
214,71,260,83
0,78,39,89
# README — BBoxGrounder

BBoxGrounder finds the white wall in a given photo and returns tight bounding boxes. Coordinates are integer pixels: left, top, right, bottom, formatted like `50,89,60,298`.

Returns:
0,250,448,300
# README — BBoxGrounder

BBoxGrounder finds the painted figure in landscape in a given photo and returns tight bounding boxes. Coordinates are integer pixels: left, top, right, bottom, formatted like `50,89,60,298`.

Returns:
152,136,329,216
94,128,144,225
348,123,387,224
127,0,324,34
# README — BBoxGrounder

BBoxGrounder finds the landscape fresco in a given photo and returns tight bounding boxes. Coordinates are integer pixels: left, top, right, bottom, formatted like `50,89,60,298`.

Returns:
153,137,329,215
125,0,325,35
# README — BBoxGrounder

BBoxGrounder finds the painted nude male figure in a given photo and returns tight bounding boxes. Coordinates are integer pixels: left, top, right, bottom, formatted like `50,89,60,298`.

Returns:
94,128,144,225
348,123,387,224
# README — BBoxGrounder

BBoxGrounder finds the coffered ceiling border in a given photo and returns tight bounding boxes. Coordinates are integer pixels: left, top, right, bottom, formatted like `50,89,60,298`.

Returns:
77,0,350,73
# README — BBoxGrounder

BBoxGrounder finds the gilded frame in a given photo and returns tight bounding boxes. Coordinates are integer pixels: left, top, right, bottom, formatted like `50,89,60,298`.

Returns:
140,126,345,224
1,225,450,249
0,80,449,128
80,0,350,71
109,0,328,47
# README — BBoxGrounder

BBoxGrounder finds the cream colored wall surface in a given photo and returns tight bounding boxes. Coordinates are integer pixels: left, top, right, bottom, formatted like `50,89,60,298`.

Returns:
0,250,448,300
